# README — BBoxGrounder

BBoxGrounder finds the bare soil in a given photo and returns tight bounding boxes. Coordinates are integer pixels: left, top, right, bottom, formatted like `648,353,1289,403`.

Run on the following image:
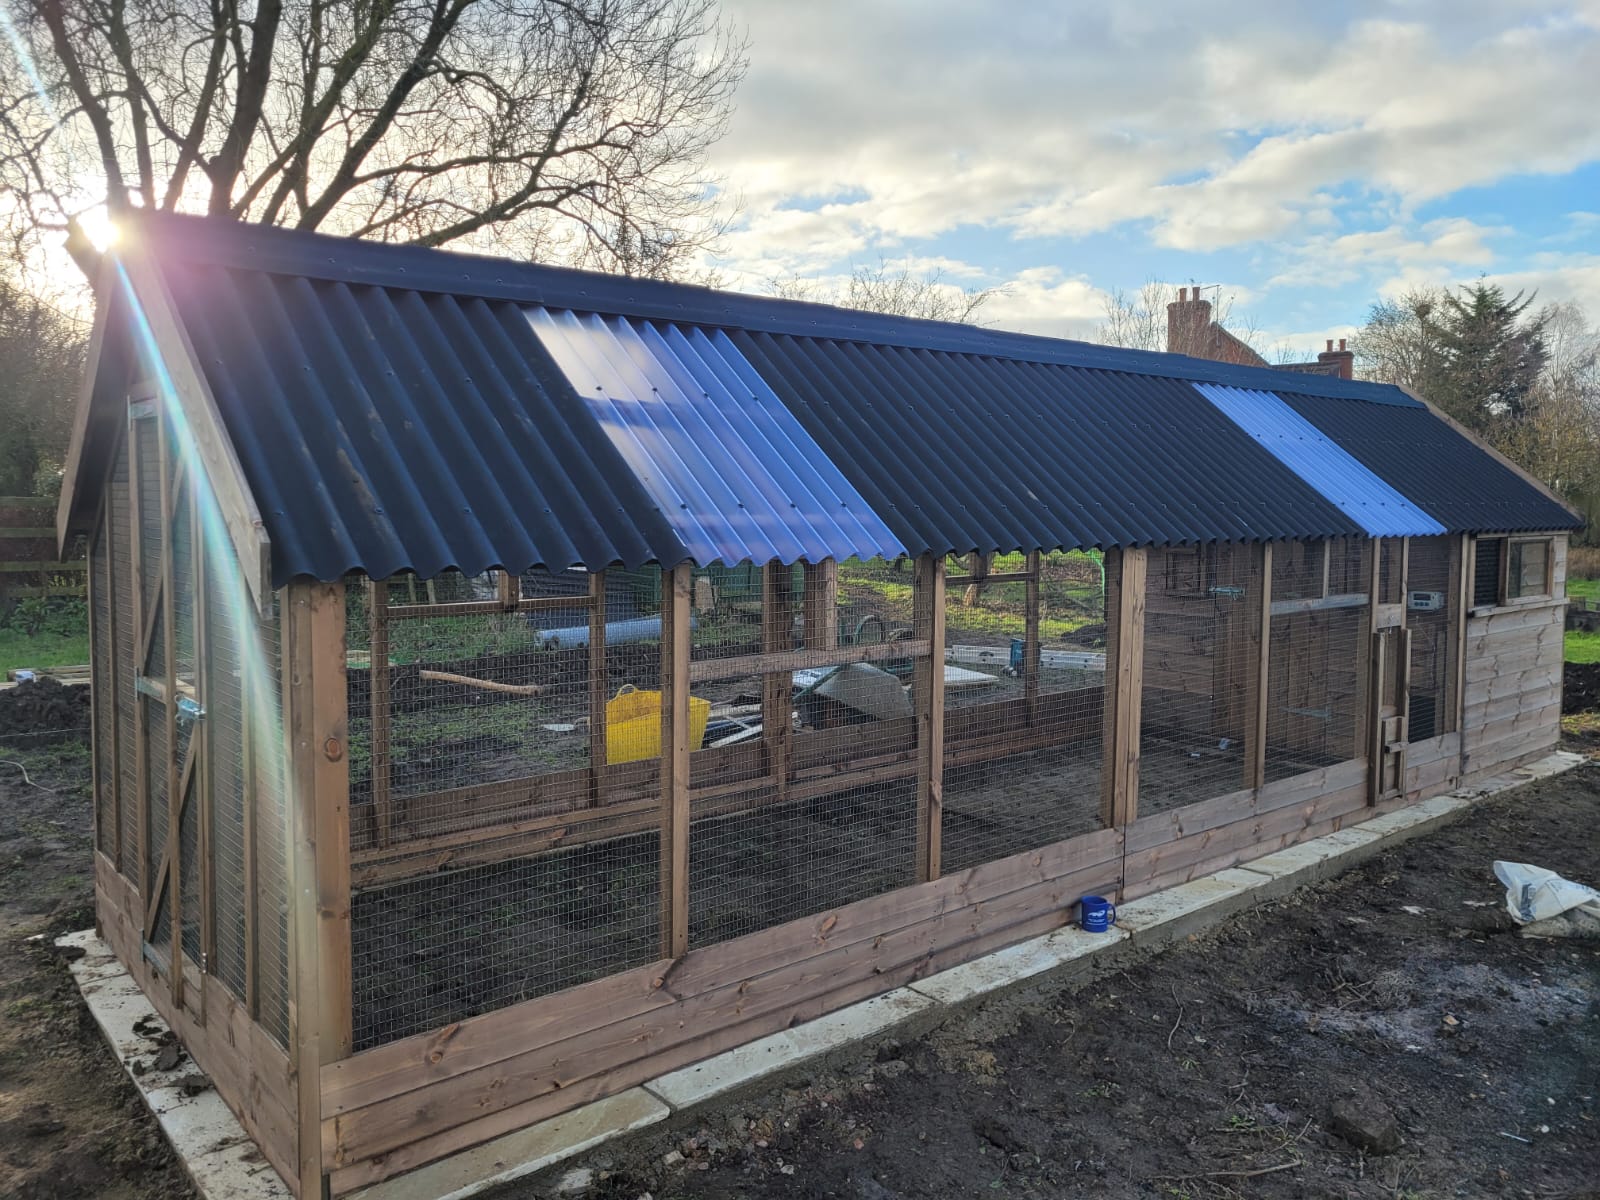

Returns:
0,672,1596,1200
0,685,188,1200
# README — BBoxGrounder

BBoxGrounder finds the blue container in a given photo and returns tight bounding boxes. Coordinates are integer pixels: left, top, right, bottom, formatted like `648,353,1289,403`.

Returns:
1009,637,1023,673
1079,895,1116,933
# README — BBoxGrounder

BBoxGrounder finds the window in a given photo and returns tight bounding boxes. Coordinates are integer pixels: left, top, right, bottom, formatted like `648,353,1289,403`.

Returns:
1472,536,1552,607
1507,538,1550,600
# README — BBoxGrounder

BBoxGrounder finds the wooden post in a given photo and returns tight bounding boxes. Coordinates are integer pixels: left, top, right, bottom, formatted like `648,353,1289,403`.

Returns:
159,410,183,1009
1023,550,1041,719
588,570,608,803
368,580,392,847
1100,547,1146,829
803,559,838,650
1245,543,1273,789
285,580,352,1200
913,554,946,882
1450,534,1469,738
761,561,792,806
659,564,692,959
497,569,519,610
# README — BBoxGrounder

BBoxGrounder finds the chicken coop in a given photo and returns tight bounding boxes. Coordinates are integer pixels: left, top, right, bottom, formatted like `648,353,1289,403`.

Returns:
59,214,1579,1199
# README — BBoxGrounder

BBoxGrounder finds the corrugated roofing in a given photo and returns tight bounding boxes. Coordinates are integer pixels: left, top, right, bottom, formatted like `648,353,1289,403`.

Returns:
730,332,1367,554
167,263,694,584
86,213,1580,585
525,310,903,566
1278,391,1582,534
1194,384,1447,538
131,213,1422,405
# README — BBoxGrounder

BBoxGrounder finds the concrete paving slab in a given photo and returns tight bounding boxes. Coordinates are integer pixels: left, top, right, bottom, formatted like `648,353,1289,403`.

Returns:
784,987,938,1056
906,925,1128,1006
1114,869,1270,946
352,1087,670,1200
58,930,292,1200
645,987,938,1111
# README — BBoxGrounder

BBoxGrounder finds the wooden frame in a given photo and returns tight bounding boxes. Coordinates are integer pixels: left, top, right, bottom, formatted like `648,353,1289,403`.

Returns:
1100,547,1146,828
913,554,946,881
81,527,1569,1199
659,563,692,959
284,580,353,1199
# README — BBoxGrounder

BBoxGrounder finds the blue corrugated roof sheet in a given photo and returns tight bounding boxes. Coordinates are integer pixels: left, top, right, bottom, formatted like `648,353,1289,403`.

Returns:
526,310,903,566
1194,384,1447,537
100,213,1579,585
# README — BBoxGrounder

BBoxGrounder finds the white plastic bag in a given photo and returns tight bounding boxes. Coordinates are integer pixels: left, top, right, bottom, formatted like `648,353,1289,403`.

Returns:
1492,861,1600,925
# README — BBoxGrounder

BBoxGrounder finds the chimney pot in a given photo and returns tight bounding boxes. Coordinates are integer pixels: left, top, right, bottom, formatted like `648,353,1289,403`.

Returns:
1325,339,1333,352
1339,338,1347,352
1178,287,1187,302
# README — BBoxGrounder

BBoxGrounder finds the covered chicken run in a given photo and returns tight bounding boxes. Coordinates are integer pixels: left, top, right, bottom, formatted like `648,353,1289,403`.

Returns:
58,214,1580,1199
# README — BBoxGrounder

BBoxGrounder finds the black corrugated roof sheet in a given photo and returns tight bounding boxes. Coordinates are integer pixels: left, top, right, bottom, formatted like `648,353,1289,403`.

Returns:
1278,392,1580,534
112,214,1579,585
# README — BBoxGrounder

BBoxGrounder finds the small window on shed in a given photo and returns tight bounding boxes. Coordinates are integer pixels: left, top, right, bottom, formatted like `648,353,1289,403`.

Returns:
1472,538,1504,608
1507,538,1550,601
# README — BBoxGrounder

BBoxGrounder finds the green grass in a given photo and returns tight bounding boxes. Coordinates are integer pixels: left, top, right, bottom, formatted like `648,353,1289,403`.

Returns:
1566,627,1600,664
1571,573,1600,663
0,626,90,674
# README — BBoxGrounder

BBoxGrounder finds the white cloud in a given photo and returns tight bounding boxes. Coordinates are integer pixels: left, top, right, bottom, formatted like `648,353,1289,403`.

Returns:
708,0,1600,271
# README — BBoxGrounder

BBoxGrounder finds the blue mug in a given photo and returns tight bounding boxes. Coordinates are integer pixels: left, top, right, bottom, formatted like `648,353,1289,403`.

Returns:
1080,895,1116,933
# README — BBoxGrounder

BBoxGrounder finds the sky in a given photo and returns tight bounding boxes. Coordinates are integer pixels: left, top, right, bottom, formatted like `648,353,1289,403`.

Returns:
701,0,1600,355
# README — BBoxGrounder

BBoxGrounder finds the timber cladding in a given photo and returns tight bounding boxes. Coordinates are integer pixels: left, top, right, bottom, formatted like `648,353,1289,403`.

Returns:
318,826,1124,1192
1460,599,1565,776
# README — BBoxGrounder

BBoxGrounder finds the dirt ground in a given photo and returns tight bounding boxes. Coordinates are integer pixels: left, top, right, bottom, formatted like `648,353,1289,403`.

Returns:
0,683,188,1200
1,674,1597,1200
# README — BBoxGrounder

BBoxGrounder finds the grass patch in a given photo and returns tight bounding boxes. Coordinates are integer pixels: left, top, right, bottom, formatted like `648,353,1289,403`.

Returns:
1566,627,1600,664
0,627,90,674
1567,575,1598,605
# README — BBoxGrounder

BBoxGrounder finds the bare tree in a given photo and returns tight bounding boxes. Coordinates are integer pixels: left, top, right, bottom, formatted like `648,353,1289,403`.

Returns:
768,259,1006,325
0,262,87,494
0,0,747,277
1096,279,1247,357
1350,286,1448,392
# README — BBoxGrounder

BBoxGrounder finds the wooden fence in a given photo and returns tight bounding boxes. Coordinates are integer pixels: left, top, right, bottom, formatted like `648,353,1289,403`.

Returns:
0,495,83,609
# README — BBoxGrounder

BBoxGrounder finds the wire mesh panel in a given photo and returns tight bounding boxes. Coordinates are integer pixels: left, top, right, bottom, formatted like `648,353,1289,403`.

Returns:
687,555,920,948
349,566,667,1049
1406,537,1456,741
1137,543,1260,817
1264,539,1370,783
941,551,1107,873
208,558,249,1000
352,811,661,1051
90,518,114,859
111,451,138,881
254,598,290,1045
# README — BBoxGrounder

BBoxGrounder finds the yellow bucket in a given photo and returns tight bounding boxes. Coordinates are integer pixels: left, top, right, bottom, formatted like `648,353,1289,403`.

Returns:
606,685,711,764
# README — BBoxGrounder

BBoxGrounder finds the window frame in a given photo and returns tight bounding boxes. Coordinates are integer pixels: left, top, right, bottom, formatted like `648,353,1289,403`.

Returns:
1472,534,1556,611
1504,536,1553,604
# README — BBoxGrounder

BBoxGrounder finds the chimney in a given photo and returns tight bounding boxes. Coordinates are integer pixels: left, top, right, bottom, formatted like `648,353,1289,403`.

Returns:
1167,286,1213,356
1317,335,1354,380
